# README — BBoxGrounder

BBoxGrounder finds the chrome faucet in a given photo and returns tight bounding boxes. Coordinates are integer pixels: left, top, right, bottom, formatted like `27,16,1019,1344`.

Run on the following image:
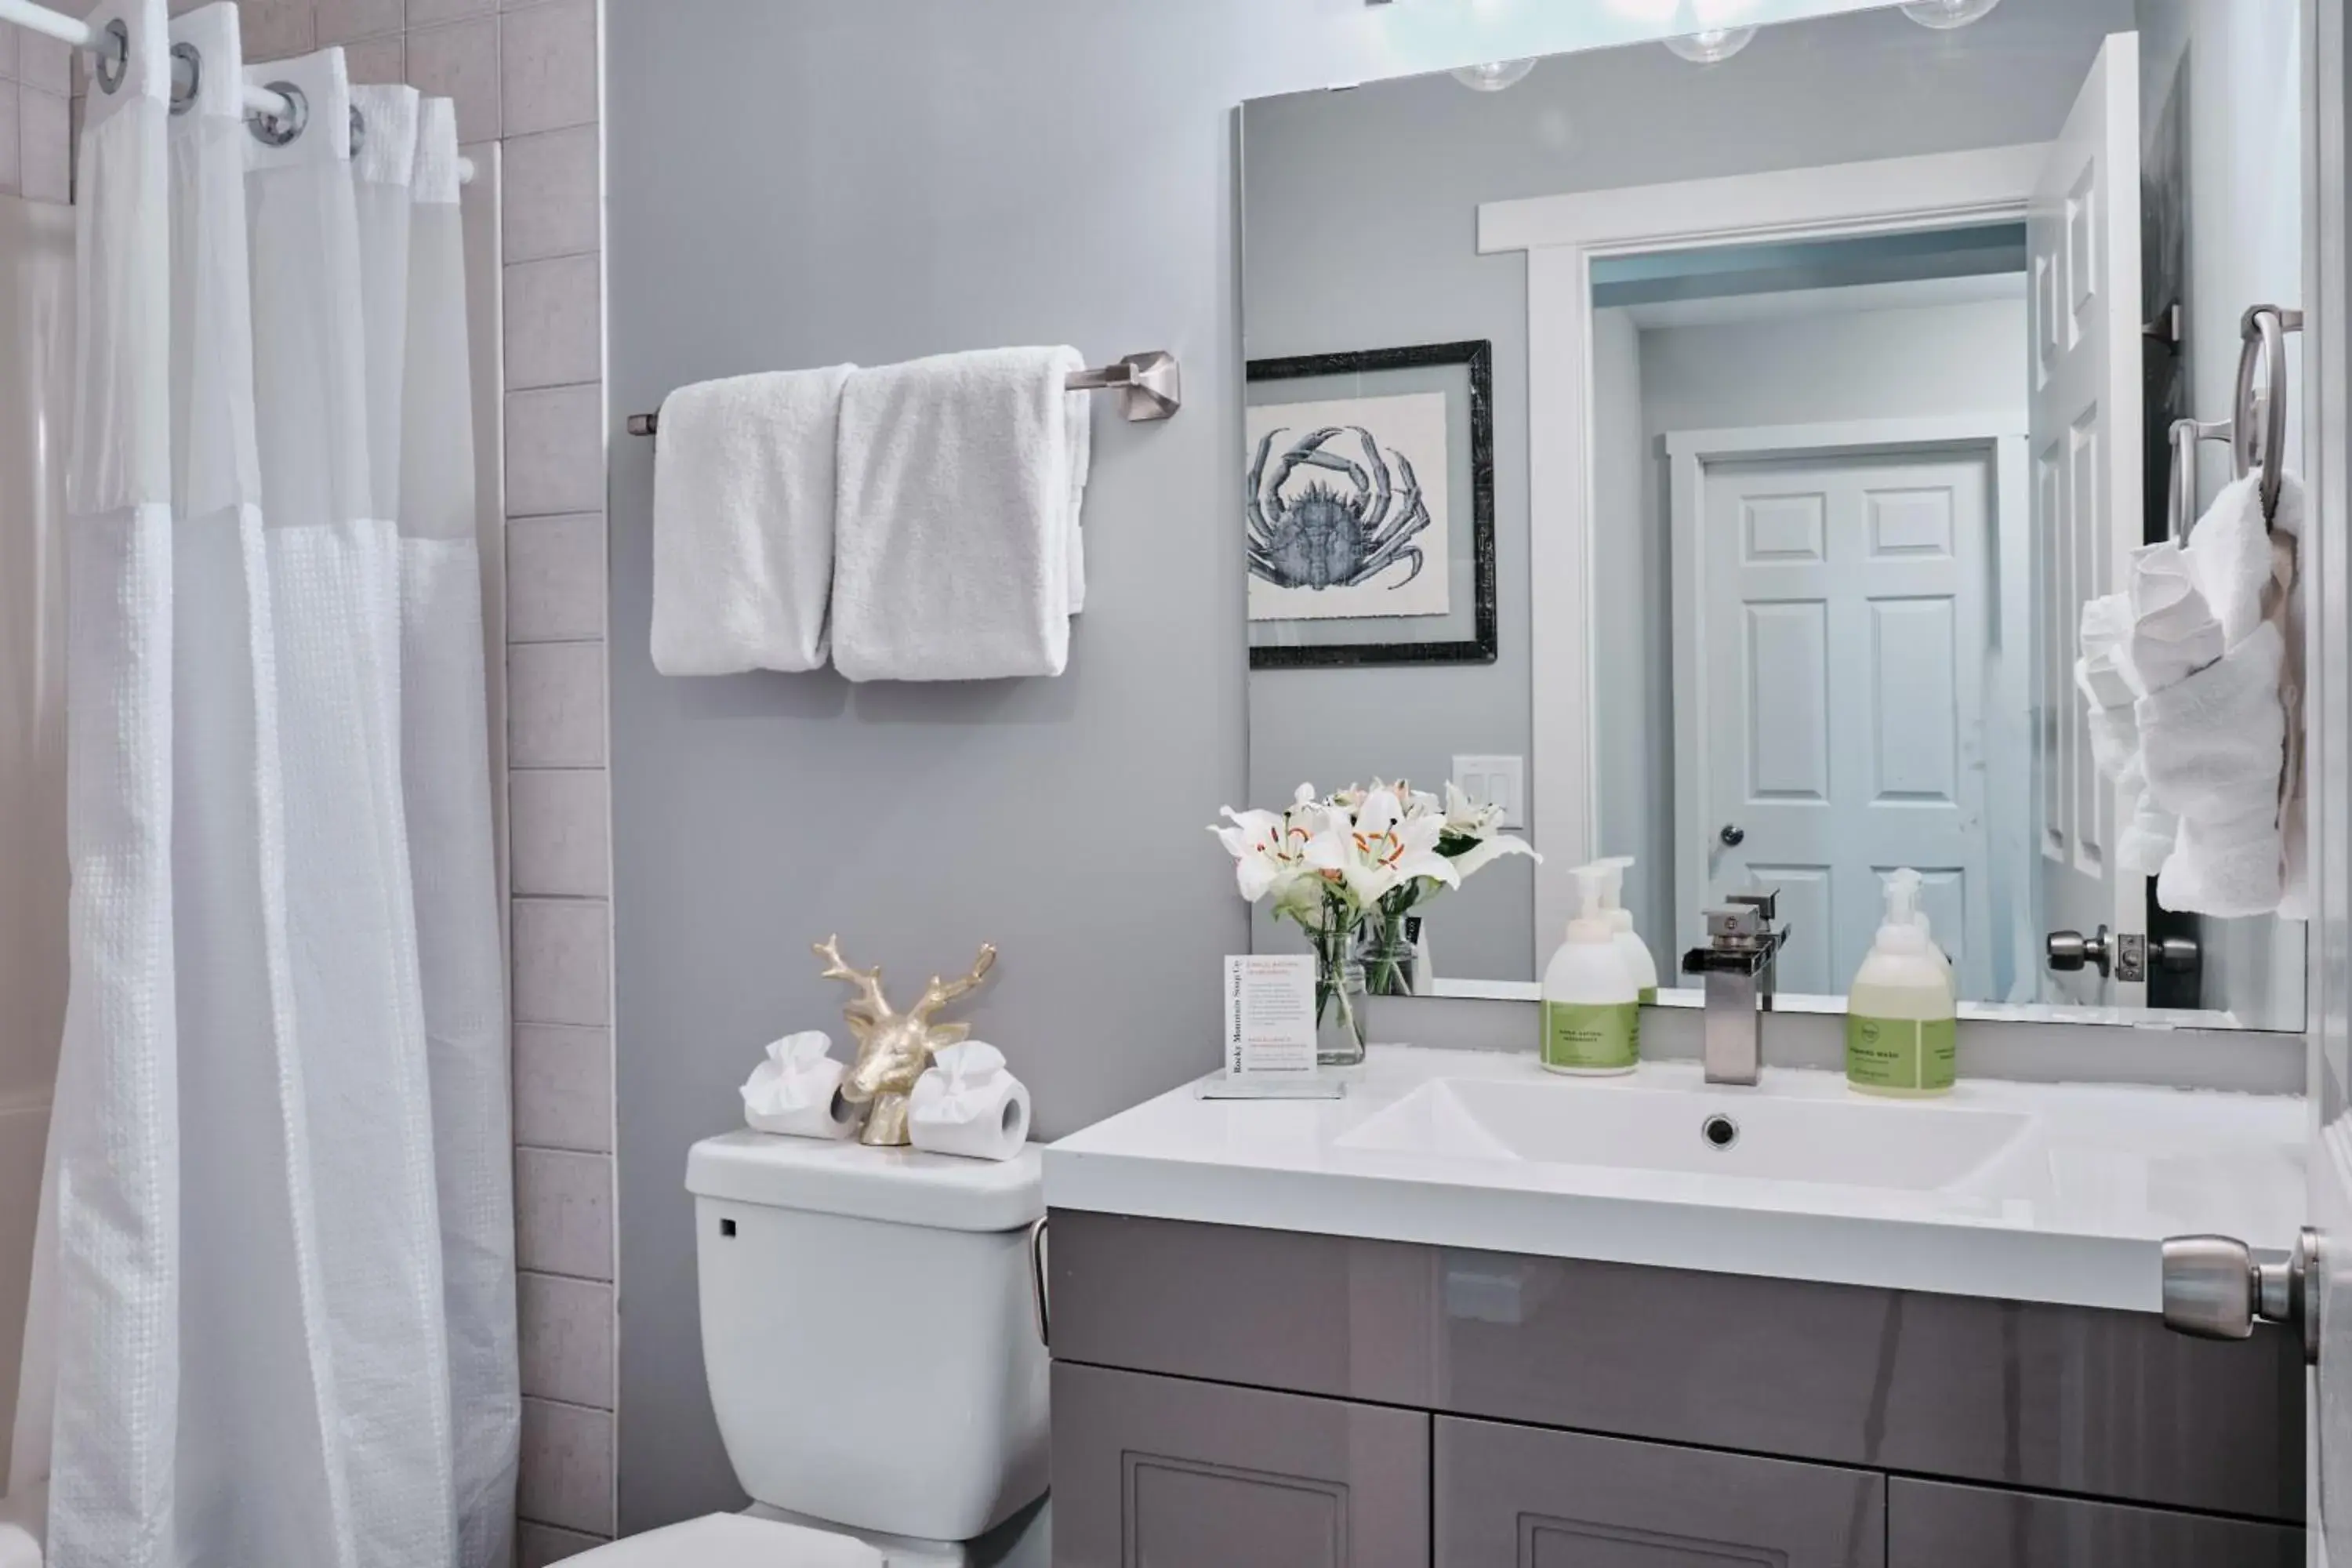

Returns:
1680,891,1789,1087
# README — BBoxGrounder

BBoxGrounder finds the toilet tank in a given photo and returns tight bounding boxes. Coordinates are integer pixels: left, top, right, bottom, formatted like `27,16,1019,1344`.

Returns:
685,1134,1048,1544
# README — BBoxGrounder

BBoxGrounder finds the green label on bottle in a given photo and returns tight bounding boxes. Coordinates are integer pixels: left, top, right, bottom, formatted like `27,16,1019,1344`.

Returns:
1846,1015,1957,1091
1544,1001,1638,1071
1638,986,1657,1006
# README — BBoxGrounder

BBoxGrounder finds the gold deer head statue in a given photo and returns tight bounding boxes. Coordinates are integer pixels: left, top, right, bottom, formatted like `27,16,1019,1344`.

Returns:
813,935,998,1146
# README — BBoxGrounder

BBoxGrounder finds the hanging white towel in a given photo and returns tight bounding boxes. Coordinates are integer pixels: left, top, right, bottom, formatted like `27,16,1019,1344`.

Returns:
2075,591,2175,876
651,365,854,675
2121,542,2222,696
2140,620,2287,918
831,347,1092,681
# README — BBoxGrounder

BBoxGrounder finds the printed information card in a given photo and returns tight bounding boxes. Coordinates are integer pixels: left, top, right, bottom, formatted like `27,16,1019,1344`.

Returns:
1224,954,1316,1076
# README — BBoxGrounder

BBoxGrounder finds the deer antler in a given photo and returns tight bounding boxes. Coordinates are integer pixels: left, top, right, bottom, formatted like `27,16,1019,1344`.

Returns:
813,935,892,1028
910,944,997,1023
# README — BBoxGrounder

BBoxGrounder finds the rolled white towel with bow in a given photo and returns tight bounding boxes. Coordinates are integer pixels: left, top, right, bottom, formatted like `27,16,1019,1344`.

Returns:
741,1031,861,1139
907,1041,1032,1162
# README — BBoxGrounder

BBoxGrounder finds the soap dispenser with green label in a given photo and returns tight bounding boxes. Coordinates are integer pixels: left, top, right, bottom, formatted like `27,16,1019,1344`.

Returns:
1846,868,1957,1096
1591,855,1660,1005
1542,864,1639,1076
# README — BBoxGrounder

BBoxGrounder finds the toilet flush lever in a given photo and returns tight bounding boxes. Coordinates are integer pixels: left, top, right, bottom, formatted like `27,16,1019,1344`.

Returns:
1026,1216,1051,1348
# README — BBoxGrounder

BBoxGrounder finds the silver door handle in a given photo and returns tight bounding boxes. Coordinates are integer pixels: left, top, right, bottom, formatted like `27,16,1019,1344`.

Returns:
2046,926,2113,976
2161,1229,2318,1363
1719,824,1745,848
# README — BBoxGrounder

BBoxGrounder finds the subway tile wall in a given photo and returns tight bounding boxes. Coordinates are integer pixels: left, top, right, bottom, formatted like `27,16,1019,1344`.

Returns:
27,0,615,1556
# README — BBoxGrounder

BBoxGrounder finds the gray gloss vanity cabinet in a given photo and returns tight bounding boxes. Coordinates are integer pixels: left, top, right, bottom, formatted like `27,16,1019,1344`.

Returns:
1045,1211,2306,1567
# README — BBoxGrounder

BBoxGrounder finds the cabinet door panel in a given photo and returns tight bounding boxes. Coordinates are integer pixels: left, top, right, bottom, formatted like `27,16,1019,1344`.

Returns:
1051,1363,1429,1568
1886,1478,2302,1567
1437,1417,1884,1568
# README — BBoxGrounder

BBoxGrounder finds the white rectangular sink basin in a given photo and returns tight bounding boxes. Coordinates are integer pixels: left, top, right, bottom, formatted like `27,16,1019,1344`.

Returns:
1335,1075,2034,1192
1043,1047,2309,1313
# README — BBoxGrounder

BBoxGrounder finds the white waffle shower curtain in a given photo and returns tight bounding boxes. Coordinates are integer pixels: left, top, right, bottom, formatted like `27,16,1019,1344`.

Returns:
9,5,519,1565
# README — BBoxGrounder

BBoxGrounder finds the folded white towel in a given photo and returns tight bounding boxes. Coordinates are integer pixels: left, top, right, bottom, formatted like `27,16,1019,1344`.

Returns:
741,1030,859,1140
831,347,1091,681
2122,542,2223,695
651,365,854,675
2185,473,2281,650
2140,621,2287,917
2076,592,2176,874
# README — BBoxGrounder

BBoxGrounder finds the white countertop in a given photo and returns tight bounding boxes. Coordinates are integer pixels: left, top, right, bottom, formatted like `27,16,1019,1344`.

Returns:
1043,1045,2307,1314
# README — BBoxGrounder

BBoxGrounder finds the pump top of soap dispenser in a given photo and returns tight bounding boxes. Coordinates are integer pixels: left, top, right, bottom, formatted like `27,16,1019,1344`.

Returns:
1568,864,1615,945
1876,868,1931,954
1593,855,1637,931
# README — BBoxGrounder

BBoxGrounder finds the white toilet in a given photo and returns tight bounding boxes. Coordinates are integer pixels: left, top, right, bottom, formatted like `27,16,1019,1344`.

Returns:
570,1131,1049,1566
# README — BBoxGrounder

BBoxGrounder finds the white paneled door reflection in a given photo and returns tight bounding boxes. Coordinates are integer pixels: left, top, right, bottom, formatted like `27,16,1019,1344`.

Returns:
1700,451,1994,999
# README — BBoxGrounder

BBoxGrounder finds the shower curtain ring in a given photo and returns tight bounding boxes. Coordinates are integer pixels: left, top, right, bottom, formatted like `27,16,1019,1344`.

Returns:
249,80,309,148
169,42,201,115
95,17,129,95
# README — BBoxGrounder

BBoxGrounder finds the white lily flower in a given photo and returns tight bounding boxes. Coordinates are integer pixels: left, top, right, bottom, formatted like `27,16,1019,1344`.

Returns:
1329,787,1460,905
1449,833,1541,877
1211,806,1312,904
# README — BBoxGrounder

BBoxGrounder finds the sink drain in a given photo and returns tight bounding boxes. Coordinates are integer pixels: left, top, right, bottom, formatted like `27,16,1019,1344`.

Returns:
1700,1112,1740,1151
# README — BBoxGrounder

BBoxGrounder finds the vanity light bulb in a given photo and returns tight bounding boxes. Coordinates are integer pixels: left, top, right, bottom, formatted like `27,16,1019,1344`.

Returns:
1661,24,1756,64
1899,0,2002,29
1451,58,1537,93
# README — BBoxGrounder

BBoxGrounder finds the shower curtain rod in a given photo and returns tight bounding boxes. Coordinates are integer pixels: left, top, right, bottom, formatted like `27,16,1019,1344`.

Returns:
0,0,476,184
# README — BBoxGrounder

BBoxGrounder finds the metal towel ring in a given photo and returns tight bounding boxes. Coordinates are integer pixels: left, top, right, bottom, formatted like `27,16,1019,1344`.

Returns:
2232,303,2305,528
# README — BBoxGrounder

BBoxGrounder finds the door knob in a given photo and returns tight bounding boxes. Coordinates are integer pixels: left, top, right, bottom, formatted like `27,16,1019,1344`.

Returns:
2161,1229,2319,1363
2154,935,2200,974
2045,925,2112,976
1719,824,1746,848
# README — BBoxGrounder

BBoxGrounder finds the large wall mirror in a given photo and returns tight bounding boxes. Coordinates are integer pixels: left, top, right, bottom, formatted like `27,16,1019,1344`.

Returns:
1241,0,2307,1031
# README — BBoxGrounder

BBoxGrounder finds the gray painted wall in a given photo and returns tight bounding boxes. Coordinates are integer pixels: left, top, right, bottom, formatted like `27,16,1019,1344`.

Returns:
607,0,2134,1537
1242,1,2127,980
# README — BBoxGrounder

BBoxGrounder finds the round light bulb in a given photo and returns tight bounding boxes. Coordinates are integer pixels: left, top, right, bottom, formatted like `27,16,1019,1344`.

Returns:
1451,58,1537,93
1900,0,2002,29
1662,24,1756,64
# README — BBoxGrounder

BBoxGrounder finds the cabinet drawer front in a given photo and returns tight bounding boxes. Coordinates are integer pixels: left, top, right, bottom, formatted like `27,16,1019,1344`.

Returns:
1886,1479,2302,1567
1051,1363,1430,1568
1047,1210,2303,1522
1438,1417,1885,1567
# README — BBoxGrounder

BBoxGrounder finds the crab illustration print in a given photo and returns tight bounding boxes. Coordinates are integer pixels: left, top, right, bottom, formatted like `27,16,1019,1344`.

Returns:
1244,390,1454,622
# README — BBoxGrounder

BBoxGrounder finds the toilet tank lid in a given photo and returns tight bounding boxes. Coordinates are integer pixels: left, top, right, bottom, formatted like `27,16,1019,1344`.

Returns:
685,1132,1044,1232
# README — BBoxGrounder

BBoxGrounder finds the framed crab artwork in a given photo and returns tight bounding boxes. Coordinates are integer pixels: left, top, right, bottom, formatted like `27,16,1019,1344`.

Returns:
1244,339,1496,668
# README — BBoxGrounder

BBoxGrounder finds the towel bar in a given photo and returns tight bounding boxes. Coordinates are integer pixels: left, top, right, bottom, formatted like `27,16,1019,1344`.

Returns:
626,350,1181,438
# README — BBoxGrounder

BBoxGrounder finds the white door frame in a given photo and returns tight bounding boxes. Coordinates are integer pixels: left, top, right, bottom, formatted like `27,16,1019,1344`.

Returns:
1479,143,2045,954
1662,416,2028,990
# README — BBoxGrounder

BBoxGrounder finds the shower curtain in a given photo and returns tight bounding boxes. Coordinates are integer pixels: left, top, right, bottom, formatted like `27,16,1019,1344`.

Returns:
9,4,519,1565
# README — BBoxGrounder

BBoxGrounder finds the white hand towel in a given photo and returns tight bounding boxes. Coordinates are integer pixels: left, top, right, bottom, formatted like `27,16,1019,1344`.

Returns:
2122,542,2223,695
741,1030,860,1139
2184,473,2280,650
831,347,1092,681
652,365,855,675
2140,621,2288,917
2075,592,2176,874
2264,474,2309,919
908,1041,1033,1161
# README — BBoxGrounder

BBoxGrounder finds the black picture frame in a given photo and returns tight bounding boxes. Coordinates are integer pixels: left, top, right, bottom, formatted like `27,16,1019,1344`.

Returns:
1245,339,1498,669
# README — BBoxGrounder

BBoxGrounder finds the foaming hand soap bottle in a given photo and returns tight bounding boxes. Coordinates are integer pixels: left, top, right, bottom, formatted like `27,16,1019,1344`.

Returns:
1846,868,1957,1097
1591,855,1659,1005
1541,864,1639,1076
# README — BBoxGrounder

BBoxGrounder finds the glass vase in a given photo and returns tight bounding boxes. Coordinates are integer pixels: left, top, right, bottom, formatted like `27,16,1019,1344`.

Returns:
1357,914,1417,999
1312,898,1369,1069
